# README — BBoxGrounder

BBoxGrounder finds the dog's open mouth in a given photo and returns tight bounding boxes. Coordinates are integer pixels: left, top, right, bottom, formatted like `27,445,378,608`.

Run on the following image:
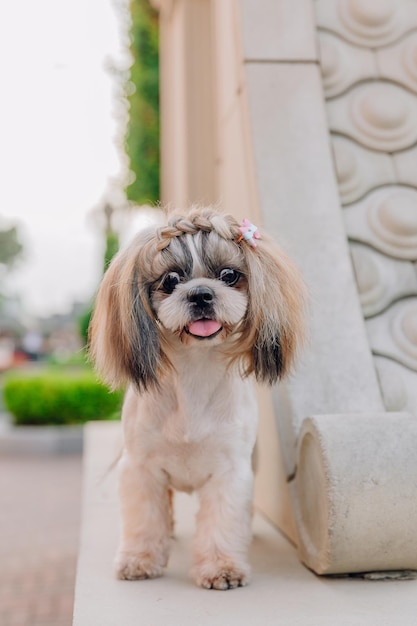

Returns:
185,319,223,339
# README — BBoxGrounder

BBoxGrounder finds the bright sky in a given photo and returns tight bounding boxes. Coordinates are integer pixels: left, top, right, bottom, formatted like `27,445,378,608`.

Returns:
0,0,128,319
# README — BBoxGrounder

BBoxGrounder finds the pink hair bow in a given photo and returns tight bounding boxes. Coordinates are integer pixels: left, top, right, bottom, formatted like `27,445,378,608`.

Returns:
237,219,261,248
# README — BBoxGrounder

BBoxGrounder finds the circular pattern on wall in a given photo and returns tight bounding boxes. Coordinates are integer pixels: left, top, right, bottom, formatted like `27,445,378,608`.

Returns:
392,301,417,363
333,139,362,200
367,189,417,259
338,0,402,47
402,36,417,86
318,0,417,414
320,36,342,94
350,245,385,314
350,83,417,151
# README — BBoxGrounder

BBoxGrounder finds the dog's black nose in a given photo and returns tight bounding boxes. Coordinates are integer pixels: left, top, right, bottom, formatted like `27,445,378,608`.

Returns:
187,286,214,307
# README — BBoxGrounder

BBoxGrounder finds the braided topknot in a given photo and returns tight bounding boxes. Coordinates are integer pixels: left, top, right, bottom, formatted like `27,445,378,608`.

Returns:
155,208,241,251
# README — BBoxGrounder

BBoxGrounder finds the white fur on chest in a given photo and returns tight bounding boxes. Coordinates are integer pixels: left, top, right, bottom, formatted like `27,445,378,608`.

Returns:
122,354,258,494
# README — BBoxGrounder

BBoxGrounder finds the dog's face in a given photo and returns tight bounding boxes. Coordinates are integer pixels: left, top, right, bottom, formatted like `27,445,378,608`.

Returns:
89,208,306,392
151,231,249,346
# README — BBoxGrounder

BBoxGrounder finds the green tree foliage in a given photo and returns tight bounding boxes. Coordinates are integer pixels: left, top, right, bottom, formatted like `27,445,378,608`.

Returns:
79,308,93,347
104,229,120,271
79,228,120,346
0,225,23,269
125,0,160,204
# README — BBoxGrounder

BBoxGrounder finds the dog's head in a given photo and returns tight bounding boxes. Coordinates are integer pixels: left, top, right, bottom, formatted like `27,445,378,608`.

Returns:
89,207,305,392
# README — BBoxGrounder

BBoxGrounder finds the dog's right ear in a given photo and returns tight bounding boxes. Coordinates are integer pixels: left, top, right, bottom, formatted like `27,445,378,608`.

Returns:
88,232,162,392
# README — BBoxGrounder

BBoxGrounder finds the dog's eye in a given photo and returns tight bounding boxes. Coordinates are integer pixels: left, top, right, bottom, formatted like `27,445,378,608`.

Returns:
161,271,182,294
219,268,240,286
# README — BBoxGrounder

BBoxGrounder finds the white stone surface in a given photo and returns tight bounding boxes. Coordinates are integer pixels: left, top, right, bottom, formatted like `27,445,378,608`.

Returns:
366,298,417,371
327,82,417,152
375,355,417,414
293,412,417,574
244,62,383,471
376,31,417,94
315,0,417,48
393,145,417,187
344,186,417,260
240,0,317,61
350,242,417,317
318,0,417,456
318,31,376,98
73,422,417,626
331,136,396,205
318,27,417,96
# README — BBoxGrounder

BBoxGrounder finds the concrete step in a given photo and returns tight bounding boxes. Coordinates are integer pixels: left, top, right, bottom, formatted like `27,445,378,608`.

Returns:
73,422,417,626
0,412,83,454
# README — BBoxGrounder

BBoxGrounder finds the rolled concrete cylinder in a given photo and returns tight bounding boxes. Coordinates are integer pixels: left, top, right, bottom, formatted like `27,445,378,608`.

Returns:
292,412,417,575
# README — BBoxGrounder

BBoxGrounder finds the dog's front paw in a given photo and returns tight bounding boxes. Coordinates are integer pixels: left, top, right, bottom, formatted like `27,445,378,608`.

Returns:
115,551,164,581
194,562,251,590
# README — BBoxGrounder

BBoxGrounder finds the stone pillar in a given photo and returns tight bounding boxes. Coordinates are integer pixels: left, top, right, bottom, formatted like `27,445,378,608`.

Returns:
155,0,218,207
153,0,417,575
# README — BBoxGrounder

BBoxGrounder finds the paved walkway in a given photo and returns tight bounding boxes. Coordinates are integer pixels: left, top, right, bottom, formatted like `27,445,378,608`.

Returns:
0,454,82,626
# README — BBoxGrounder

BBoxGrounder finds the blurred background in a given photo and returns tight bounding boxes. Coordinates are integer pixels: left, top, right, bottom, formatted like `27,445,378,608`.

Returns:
0,0,159,368
0,1,159,624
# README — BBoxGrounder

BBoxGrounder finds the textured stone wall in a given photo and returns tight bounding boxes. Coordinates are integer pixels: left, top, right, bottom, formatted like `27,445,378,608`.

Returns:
316,0,417,414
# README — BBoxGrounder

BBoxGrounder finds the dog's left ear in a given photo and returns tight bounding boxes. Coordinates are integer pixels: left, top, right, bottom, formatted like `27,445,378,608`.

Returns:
88,232,163,392
241,234,306,384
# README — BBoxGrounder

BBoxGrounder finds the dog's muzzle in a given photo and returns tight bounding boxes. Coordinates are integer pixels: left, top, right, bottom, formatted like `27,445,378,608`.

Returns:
187,286,215,307
185,286,222,338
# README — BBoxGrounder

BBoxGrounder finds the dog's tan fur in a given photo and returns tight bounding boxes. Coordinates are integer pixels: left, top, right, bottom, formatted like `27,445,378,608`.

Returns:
89,207,305,590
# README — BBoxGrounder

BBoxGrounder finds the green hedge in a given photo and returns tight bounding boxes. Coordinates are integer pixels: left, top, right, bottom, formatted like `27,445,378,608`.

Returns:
3,372,123,426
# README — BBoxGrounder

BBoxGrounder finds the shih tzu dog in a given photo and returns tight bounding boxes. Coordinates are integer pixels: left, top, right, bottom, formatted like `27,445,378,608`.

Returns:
89,207,305,590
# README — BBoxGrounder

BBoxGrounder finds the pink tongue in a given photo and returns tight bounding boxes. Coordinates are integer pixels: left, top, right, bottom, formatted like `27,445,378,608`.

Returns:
187,319,222,337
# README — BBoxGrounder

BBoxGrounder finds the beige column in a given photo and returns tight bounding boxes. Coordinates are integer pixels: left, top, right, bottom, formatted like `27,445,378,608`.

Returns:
156,0,218,207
